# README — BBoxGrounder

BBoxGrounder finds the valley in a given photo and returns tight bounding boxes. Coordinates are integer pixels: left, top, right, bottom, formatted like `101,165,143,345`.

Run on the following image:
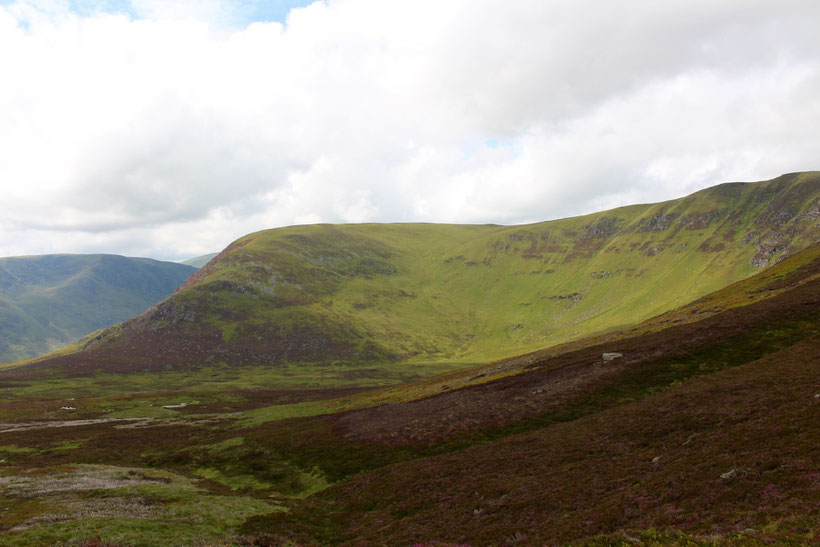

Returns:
0,255,196,364
0,173,817,545
10,172,820,379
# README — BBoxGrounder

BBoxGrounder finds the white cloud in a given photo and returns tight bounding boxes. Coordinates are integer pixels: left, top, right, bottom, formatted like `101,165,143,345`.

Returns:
0,0,818,260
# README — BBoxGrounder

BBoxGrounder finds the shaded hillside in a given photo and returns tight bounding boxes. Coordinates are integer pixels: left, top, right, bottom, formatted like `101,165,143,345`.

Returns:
0,254,196,363
13,172,819,376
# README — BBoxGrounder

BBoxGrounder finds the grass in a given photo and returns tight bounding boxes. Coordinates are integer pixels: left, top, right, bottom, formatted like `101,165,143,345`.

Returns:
9,172,818,380
0,360,467,423
0,464,282,546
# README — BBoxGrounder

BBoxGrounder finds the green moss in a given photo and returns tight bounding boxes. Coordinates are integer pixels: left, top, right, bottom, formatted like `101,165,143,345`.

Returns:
194,467,270,491
0,465,281,546
49,440,86,451
205,437,245,452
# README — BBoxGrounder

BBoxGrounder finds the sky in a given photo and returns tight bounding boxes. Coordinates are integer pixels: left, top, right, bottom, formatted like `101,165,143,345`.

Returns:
1,0,818,261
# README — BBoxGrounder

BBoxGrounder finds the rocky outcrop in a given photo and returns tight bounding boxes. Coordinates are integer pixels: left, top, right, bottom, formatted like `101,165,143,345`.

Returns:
582,217,619,238
677,210,725,231
638,213,678,232
750,231,794,267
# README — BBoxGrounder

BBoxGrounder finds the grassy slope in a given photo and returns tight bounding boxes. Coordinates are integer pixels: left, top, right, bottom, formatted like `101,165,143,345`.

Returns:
18,171,817,377
0,243,816,545
0,254,196,363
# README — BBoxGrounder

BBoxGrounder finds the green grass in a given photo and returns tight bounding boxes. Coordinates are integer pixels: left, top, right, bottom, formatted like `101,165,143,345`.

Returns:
0,445,37,455
0,464,281,546
36,171,814,379
0,360,467,423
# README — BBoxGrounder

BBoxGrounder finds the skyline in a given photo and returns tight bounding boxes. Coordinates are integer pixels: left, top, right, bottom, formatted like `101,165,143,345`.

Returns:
1,0,818,261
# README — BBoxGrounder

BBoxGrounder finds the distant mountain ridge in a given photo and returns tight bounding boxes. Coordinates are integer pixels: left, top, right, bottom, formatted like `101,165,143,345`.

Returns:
181,253,218,269
0,254,196,363
13,172,820,376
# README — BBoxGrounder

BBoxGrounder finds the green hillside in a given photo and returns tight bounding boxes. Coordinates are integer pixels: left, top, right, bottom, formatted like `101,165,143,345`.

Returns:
0,254,196,363
40,171,814,376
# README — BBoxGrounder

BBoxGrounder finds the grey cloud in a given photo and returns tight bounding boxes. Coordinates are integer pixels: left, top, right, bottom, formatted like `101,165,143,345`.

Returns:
422,1,820,134
1,0,819,260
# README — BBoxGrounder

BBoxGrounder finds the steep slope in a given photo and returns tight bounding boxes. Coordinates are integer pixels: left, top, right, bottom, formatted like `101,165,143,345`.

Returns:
15,172,820,375
0,254,196,363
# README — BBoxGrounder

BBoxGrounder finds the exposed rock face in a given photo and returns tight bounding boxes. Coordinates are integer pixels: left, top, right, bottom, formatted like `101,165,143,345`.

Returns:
583,217,619,239
758,205,796,227
639,213,678,232
750,231,794,267
806,200,820,221
602,352,623,361
677,211,724,231
751,244,790,268
741,232,759,246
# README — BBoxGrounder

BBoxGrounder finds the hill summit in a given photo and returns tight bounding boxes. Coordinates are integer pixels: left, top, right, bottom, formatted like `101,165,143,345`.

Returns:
17,172,820,376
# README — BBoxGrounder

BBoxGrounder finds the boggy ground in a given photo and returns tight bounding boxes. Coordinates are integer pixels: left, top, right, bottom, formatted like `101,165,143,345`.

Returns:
0,247,817,545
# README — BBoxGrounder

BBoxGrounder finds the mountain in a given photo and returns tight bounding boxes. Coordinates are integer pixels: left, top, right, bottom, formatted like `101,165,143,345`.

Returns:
13,172,819,376
180,252,219,269
0,254,196,363
0,236,815,544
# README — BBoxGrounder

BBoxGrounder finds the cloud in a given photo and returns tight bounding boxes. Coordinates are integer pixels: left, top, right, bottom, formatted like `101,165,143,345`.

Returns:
0,0,818,260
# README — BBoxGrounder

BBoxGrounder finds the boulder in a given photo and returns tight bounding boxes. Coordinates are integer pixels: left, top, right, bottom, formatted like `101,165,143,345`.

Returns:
602,352,623,362
720,468,747,480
